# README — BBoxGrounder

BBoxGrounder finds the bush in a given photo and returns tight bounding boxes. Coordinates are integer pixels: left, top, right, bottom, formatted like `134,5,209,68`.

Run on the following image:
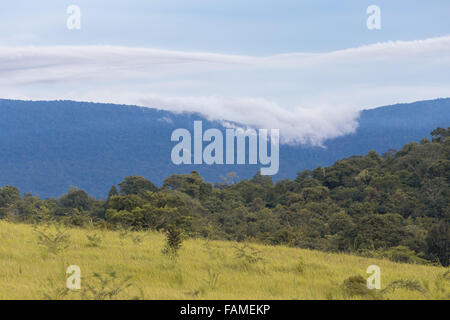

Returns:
426,222,450,267
86,232,103,248
381,279,426,295
162,227,183,258
35,225,70,255
380,246,428,264
342,275,375,297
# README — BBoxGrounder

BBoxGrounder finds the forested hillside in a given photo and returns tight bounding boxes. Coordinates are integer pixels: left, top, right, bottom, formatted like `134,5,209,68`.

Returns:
1,128,449,267
0,98,449,198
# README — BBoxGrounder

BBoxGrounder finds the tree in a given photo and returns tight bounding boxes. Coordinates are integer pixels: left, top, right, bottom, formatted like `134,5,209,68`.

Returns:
59,188,92,211
431,127,450,142
0,186,21,208
163,171,212,199
162,226,183,258
108,194,144,212
118,175,158,196
108,186,119,199
426,222,450,266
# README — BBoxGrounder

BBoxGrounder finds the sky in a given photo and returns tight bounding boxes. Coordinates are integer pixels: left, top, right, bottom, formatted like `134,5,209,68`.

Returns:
0,1,449,145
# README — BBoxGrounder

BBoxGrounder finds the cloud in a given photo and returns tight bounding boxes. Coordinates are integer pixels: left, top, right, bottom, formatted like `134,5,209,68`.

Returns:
0,36,449,145
134,95,360,146
158,116,174,124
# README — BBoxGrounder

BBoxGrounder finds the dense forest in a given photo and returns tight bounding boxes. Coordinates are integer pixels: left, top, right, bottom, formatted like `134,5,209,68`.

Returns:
2,98,450,198
0,128,449,266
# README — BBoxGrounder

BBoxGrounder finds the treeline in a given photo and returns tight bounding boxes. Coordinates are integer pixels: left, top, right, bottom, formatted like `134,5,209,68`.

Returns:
0,128,449,266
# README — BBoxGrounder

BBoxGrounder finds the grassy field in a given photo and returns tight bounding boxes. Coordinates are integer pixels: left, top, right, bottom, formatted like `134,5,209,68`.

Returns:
0,220,448,300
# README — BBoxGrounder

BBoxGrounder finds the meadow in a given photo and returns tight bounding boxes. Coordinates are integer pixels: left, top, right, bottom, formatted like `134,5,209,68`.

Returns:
0,220,448,300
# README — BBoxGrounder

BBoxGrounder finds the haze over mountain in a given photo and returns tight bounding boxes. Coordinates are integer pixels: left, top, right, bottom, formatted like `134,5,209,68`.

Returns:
0,98,449,198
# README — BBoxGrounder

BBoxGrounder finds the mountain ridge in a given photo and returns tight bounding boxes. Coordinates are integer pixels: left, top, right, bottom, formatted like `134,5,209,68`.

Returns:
0,98,449,198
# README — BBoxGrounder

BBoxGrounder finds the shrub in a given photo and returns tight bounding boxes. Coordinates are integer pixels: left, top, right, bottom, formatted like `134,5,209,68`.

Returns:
294,258,306,274
81,268,133,300
381,279,426,295
35,225,70,255
162,227,183,258
342,275,375,297
380,246,428,264
86,232,103,248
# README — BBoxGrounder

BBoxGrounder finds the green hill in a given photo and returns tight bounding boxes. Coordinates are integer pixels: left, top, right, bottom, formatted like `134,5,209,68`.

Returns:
0,127,449,300
1,127,449,268
0,221,448,300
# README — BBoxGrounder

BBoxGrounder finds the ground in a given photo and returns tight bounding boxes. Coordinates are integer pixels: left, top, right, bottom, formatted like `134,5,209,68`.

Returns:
0,221,448,300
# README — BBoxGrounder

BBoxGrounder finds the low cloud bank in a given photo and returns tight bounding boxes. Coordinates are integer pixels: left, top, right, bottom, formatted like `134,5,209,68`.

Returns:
1,36,449,144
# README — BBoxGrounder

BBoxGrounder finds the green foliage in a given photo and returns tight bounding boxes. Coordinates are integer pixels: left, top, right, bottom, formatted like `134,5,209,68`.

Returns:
0,128,449,266
342,275,375,297
202,268,221,291
379,246,428,264
381,279,426,295
41,277,70,300
118,175,158,196
163,171,213,200
443,269,450,280
0,186,20,210
59,188,93,211
107,186,119,199
233,244,265,272
9,194,51,223
426,221,450,266
186,267,221,297
162,227,183,258
81,268,133,300
294,258,306,274
431,127,450,142
35,225,70,255
131,233,146,245
234,244,264,264
86,232,103,248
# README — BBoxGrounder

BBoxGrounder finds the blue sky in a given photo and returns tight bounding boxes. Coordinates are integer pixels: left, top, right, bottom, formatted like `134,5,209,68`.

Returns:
0,1,449,144
1,0,449,53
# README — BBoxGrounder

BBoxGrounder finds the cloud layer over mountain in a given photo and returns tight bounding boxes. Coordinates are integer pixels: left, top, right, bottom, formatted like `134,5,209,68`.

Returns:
1,36,449,144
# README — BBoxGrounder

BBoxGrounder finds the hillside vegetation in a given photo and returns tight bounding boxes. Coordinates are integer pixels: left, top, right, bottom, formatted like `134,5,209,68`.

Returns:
0,221,448,300
1,98,450,198
1,128,449,268
0,128,449,300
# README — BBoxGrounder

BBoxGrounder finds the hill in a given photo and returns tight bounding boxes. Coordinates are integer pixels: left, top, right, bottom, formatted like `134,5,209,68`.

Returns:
0,98,449,198
0,221,448,300
1,127,449,267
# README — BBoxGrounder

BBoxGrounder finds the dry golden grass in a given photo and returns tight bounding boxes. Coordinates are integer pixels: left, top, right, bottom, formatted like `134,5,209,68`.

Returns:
0,220,448,300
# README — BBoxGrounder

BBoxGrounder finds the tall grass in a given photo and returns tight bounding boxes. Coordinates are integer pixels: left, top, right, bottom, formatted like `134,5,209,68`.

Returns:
0,220,448,300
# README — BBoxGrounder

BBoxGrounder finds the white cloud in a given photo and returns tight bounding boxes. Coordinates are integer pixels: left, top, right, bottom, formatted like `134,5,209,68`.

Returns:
0,36,449,145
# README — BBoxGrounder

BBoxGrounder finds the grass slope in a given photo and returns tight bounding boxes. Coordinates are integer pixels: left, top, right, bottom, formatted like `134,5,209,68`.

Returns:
0,221,448,300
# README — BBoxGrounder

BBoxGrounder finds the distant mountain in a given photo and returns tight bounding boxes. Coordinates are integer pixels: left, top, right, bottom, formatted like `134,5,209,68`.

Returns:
0,98,449,198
